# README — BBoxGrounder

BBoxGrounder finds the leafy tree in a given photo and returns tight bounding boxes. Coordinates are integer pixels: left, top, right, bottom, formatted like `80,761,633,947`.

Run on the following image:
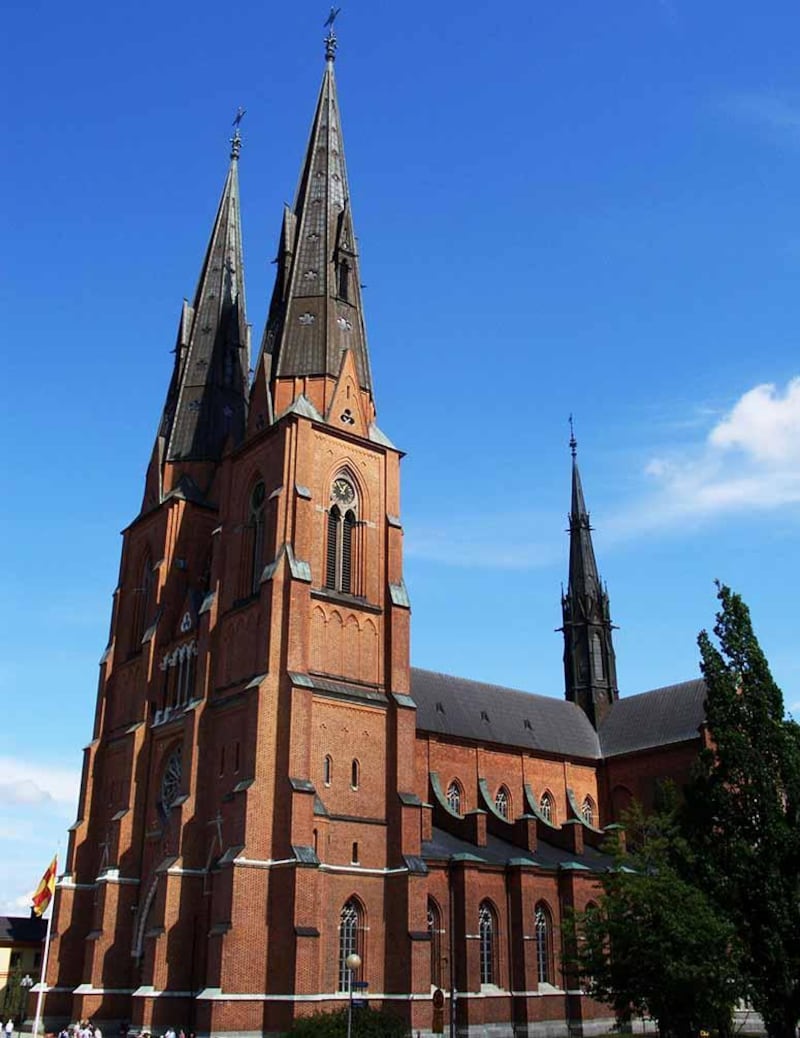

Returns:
572,798,740,1038
283,1005,410,1038
684,583,800,1038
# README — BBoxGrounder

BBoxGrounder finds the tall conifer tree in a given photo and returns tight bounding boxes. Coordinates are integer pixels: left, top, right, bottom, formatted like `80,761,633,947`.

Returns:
686,584,800,1038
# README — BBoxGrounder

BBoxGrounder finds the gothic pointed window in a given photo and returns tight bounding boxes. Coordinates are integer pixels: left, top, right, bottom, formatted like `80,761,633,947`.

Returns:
250,481,266,593
338,899,364,992
581,795,596,826
241,480,266,598
323,754,333,786
131,553,154,654
478,901,497,986
446,780,462,816
342,510,355,593
428,898,442,989
495,785,510,819
540,791,554,823
535,902,554,986
325,477,359,594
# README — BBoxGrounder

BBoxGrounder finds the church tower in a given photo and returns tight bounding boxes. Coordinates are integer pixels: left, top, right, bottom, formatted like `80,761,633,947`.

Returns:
560,429,618,728
47,25,424,1037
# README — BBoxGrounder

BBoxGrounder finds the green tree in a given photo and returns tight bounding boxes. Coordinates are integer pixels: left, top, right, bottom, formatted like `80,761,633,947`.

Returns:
283,1006,410,1038
684,583,800,1038
572,799,740,1038
1,962,26,1022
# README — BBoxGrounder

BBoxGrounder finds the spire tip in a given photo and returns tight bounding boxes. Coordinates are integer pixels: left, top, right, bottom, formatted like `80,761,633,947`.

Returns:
568,414,577,459
230,107,246,160
324,6,341,62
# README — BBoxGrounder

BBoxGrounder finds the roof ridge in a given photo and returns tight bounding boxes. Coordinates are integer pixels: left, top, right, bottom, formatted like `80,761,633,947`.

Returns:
410,666,579,708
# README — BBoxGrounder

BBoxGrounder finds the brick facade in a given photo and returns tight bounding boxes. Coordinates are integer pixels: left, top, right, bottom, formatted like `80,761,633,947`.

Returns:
44,42,705,1038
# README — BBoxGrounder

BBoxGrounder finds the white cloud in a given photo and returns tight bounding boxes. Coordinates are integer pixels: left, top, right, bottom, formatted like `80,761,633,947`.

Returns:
610,377,800,537
0,758,80,808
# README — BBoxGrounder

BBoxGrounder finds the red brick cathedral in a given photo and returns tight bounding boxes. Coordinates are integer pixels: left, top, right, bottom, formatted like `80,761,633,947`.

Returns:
46,28,708,1038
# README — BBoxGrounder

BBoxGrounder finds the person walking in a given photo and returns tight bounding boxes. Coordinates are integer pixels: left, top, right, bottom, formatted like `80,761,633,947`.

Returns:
4,1020,13,1038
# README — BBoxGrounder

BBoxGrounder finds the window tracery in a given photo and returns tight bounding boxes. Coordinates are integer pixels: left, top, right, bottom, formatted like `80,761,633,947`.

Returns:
535,902,553,985
159,640,198,716
446,780,463,815
479,901,497,985
325,476,359,594
338,899,364,992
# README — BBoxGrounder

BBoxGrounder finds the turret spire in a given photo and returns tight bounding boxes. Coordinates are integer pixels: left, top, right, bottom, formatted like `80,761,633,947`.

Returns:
559,424,618,728
255,21,375,427
142,133,250,509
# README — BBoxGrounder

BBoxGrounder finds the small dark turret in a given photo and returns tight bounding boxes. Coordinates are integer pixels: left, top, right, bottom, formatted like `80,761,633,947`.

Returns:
559,423,618,727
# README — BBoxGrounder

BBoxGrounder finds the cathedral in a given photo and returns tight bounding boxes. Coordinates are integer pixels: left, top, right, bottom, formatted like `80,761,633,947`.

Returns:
46,26,709,1038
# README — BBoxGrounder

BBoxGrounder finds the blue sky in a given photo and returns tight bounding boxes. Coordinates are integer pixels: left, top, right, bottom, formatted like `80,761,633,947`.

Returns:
3,0,800,912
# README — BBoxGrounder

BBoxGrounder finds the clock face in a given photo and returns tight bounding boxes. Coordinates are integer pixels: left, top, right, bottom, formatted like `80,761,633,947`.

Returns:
332,478,355,507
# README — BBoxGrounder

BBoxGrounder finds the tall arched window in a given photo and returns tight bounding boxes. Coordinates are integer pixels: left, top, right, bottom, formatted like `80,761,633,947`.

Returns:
338,899,364,992
581,796,596,826
427,899,442,989
351,759,360,790
323,755,332,786
131,553,154,653
495,785,510,819
242,480,266,597
535,902,553,986
446,780,462,816
478,902,497,986
539,791,554,823
326,477,358,594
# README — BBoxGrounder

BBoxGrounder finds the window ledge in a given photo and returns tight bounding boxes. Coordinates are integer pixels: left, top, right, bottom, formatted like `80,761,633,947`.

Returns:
311,588,382,614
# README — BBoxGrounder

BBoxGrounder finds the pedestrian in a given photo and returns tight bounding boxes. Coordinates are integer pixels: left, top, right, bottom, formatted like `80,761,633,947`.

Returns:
93,1024,102,1038
4,1020,13,1038
163,1028,176,1038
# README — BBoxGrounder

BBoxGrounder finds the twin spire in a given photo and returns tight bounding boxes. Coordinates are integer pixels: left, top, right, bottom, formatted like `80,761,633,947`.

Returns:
148,20,373,506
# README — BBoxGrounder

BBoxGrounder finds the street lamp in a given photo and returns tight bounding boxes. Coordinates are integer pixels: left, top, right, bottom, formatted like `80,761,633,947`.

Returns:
345,952,361,1038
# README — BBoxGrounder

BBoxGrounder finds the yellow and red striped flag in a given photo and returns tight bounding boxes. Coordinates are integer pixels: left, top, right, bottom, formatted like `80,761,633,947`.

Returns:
31,856,57,918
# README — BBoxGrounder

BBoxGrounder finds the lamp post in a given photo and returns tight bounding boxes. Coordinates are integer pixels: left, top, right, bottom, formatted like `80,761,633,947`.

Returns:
345,952,361,1038
19,975,33,1029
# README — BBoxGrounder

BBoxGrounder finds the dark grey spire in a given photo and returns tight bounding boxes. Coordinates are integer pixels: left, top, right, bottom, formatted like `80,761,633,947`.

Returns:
159,143,250,466
560,429,618,728
259,44,373,400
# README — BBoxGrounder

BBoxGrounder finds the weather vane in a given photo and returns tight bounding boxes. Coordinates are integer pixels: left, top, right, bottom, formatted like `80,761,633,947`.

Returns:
569,414,577,458
324,6,341,62
230,106,246,160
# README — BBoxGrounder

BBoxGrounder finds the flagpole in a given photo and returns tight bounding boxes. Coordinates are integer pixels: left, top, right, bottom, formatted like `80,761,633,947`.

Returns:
32,857,57,1037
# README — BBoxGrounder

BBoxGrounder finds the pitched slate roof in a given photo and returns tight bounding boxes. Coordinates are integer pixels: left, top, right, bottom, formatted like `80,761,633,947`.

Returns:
422,826,612,872
410,668,601,760
599,679,707,757
0,916,46,944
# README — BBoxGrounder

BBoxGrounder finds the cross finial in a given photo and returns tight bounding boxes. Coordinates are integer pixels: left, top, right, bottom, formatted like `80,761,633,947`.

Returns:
569,414,577,458
324,7,341,62
230,107,246,160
